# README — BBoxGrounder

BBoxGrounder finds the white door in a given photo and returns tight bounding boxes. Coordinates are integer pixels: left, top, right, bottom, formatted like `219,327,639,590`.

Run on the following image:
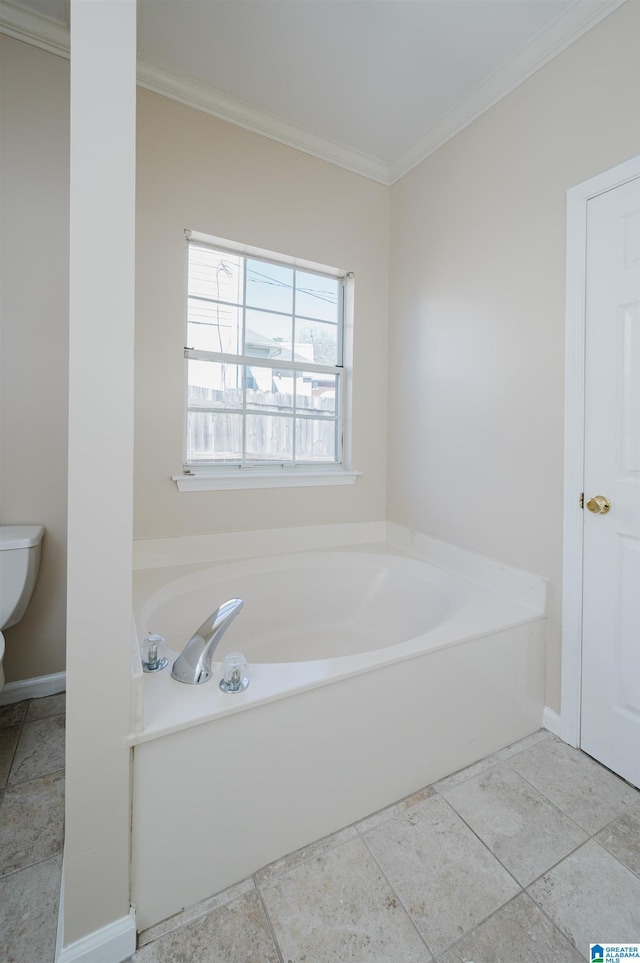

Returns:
581,175,640,788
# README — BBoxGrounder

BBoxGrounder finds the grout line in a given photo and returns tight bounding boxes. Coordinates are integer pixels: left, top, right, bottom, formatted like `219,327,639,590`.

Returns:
525,836,595,888
523,860,591,962
254,827,360,884
434,890,527,961
253,876,285,963
358,833,436,961
443,757,590,851
6,699,66,790
3,713,26,791
501,757,635,838
503,739,640,818
0,849,64,884
522,835,640,960
432,729,553,794
136,876,256,946
433,758,501,795
5,764,66,792
434,793,526,895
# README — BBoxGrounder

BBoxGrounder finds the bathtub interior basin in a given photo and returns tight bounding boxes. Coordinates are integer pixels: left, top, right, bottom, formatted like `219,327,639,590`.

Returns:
137,552,465,665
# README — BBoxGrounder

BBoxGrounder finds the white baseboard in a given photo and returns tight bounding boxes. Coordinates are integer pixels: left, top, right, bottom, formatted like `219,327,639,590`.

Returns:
56,912,136,963
543,705,562,737
55,852,136,963
0,670,66,705
57,908,136,962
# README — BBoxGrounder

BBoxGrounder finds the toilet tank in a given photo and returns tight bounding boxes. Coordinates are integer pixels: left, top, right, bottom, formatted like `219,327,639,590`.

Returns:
0,525,44,629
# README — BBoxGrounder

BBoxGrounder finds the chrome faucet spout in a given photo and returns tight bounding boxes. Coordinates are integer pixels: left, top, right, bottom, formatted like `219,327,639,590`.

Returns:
171,598,243,685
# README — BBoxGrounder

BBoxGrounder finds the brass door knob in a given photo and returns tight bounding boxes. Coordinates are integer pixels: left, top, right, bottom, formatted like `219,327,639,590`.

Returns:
586,495,611,514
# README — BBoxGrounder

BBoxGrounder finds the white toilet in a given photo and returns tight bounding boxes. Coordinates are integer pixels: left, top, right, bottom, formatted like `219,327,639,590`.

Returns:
0,525,44,691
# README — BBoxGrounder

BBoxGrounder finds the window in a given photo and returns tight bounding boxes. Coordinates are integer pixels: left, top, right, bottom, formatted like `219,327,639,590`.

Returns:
181,232,354,488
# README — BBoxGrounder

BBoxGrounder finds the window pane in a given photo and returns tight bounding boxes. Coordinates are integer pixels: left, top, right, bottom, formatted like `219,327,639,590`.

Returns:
245,259,293,314
187,299,242,354
187,412,242,463
294,318,338,366
246,367,294,413
188,360,243,409
245,309,293,360
188,246,243,305
246,414,293,463
295,418,336,463
186,239,346,471
296,371,337,415
295,271,339,323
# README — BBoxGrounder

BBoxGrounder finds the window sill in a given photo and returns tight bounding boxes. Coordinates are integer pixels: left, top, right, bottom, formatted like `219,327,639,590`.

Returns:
172,469,362,492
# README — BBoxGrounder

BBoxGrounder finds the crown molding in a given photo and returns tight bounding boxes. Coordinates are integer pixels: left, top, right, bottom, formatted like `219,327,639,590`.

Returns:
389,0,627,183
135,58,390,185
0,0,69,57
0,0,627,187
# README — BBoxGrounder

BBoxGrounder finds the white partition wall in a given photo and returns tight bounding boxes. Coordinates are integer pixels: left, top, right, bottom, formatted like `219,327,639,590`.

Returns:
63,1,136,957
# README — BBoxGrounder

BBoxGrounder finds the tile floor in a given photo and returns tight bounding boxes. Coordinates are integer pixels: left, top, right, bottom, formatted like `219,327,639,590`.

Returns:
0,693,65,963
1,700,639,963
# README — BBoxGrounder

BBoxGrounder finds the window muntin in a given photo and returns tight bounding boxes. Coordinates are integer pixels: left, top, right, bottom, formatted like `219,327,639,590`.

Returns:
184,239,345,469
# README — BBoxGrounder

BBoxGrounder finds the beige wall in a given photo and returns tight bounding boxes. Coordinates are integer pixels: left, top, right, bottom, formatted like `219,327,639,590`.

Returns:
134,89,390,538
0,47,390,684
0,36,69,683
3,3,638,713
387,1,640,713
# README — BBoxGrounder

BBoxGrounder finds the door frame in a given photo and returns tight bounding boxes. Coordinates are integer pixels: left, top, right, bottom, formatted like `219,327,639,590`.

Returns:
561,155,640,747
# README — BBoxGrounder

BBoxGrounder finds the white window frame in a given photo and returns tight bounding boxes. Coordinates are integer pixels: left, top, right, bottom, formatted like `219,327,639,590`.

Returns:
173,231,359,491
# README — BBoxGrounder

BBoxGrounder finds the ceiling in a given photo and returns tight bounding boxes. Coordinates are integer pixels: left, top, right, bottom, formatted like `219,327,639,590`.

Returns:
0,0,625,183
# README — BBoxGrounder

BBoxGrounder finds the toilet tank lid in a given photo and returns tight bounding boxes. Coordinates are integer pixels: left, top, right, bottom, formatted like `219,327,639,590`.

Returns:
0,525,44,550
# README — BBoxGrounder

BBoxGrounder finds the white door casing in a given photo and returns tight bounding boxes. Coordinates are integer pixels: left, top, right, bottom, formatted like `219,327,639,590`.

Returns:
581,176,640,786
562,156,640,788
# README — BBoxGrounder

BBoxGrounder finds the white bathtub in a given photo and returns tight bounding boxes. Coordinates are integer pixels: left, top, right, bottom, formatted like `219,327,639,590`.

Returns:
130,540,546,931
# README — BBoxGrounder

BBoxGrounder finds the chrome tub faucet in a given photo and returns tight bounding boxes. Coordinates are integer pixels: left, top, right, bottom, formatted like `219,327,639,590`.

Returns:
171,598,243,684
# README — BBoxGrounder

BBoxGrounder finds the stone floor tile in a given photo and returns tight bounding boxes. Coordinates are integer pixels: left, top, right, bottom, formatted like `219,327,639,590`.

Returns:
0,770,65,876
433,731,551,794
137,878,255,947
433,758,500,795
0,701,28,729
595,801,640,878
135,889,280,962
8,714,65,785
508,738,639,834
528,840,640,956
259,835,432,962
256,825,358,884
495,727,553,759
437,892,584,963
364,793,519,956
356,785,436,835
0,854,62,963
0,725,20,788
26,692,66,722
442,763,587,885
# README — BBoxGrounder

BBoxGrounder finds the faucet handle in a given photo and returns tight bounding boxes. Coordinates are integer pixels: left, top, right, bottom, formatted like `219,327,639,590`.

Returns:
220,652,249,692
